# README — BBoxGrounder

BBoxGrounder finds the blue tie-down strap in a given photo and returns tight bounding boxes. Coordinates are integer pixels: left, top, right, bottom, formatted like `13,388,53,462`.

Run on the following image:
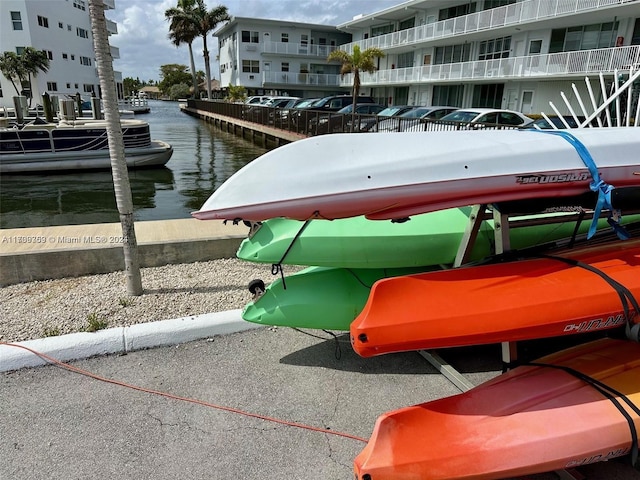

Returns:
531,129,629,240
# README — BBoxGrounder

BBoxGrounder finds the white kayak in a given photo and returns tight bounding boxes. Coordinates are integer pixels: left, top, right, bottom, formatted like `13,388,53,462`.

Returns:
193,128,640,222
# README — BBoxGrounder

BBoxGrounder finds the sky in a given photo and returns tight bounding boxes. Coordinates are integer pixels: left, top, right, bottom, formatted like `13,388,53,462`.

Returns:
108,0,401,82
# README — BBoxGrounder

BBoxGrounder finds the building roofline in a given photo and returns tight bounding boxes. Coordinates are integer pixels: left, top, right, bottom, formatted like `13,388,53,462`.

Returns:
214,16,345,36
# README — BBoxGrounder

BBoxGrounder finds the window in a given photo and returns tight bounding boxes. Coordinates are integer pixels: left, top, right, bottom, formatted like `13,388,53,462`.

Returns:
71,55,75,60
83,84,94,94
397,52,414,68
45,50,53,60
528,40,542,55
371,24,394,37
77,27,89,39
67,24,72,31
549,22,619,53
432,85,463,106
59,22,63,29
16,46,25,55
478,36,511,60
11,11,22,30
47,82,58,91
80,56,92,66
37,16,49,28
434,43,471,64
281,62,289,72
281,33,289,43
472,84,504,109
62,53,68,60
242,60,259,73
66,83,71,89
74,0,86,11
241,30,259,43
439,3,476,21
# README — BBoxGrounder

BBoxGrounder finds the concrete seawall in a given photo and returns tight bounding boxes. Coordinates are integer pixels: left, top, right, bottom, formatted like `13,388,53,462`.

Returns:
0,218,249,286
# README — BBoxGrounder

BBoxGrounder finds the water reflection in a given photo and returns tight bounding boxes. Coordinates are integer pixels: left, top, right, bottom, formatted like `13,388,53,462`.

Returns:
0,100,269,228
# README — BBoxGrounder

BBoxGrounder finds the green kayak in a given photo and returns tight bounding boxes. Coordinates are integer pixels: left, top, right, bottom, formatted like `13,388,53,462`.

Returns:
241,214,640,330
236,207,614,269
242,266,433,331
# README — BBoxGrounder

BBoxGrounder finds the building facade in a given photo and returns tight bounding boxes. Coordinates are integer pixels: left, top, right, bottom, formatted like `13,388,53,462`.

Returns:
215,17,352,98
0,0,122,110
337,0,640,114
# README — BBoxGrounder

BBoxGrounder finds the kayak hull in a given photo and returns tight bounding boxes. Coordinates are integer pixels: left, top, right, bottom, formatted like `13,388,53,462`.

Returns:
242,266,433,330
236,208,624,269
354,337,640,480
193,128,640,222
351,239,640,357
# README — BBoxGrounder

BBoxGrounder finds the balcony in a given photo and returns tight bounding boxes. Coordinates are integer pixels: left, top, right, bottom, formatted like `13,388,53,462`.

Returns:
110,45,120,60
345,45,640,86
261,41,339,58
263,71,342,87
342,0,637,53
106,19,118,35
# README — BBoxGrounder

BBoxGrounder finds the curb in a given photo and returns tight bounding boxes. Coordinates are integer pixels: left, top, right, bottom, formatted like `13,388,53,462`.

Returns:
0,309,260,373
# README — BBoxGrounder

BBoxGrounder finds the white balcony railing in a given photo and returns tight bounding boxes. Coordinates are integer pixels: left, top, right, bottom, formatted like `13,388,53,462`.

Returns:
263,71,342,87
343,0,637,53
346,45,640,86
262,41,339,58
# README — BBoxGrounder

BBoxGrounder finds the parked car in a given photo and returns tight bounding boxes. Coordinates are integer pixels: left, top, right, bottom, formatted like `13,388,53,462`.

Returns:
361,105,417,132
529,115,587,129
310,103,386,134
437,108,534,128
293,95,376,133
377,106,459,132
245,95,272,105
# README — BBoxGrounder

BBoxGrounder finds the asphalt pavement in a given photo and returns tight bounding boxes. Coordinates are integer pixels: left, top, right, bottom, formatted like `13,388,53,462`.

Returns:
3,326,640,480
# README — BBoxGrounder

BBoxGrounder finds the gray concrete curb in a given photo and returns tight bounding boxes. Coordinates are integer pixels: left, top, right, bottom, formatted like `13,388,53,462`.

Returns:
0,309,261,372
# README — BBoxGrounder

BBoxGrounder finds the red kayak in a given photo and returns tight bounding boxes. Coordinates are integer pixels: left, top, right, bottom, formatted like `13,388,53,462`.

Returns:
351,239,640,358
354,337,640,480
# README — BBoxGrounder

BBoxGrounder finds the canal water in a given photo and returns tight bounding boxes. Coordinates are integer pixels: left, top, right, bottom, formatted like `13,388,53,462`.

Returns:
0,100,269,229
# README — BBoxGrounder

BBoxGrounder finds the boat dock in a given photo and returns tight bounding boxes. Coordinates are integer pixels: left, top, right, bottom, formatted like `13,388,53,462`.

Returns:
0,218,248,286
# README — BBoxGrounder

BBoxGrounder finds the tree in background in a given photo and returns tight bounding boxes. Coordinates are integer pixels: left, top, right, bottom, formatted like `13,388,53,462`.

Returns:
158,64,192,96
21,47,50,106
166,0,200,99
169,83,191,100
165,0,229,100
327,45,384,129
123,76,144,97
0,48,50,106
226,84,246,102
0,52,25,97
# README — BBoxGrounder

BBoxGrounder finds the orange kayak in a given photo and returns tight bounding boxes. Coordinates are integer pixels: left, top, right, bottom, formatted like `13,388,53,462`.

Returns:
351,239,640,358
354,337,640,480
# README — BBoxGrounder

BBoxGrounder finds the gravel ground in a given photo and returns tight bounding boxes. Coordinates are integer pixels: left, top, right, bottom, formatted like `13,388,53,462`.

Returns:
0,259,304,343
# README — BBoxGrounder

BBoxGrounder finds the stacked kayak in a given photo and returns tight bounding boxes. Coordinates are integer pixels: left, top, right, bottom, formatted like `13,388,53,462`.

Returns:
354,337,640,480
240,211,638,331
194,127,640,478
350,238,640,356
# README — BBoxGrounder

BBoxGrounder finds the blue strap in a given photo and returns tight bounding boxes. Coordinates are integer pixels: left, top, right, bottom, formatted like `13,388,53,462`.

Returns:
532,130,629,240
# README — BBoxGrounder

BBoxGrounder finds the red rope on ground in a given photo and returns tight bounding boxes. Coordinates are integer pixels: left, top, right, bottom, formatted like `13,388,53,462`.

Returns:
0,342,369,444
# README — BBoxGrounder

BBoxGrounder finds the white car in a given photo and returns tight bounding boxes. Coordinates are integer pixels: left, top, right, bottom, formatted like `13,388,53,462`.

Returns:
377,106,459,132
438,108,533,127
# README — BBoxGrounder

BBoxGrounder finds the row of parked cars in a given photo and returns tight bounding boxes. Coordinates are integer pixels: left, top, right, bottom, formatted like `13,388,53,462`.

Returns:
242,94,579,135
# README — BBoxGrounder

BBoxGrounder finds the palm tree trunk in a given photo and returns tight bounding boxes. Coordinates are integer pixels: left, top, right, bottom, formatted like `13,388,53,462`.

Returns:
88,0,143,295
202,36,212,100
188,42,198,98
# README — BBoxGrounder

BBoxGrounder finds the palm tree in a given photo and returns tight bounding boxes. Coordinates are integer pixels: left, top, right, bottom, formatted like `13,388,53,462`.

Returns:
21,47,50,106
327,44,385,128
166,0,229,100
166,0,199,99
0,52,26,97
88,0,143,295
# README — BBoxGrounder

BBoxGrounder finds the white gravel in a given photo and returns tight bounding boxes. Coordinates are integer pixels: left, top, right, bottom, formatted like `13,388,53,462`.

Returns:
0,259,304,343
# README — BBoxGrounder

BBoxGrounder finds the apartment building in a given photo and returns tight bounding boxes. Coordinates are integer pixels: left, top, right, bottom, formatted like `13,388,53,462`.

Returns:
215,17,352,98
0,0,122,110
338,0,640,114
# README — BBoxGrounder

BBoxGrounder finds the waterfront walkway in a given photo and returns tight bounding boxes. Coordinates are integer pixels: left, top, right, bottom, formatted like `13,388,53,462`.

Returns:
0,218,248,286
